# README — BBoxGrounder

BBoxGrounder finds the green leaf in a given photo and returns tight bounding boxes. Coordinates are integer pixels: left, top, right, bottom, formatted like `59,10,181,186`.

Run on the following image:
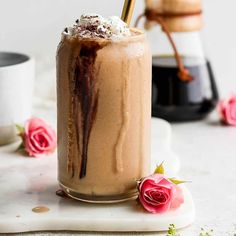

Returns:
154,161,165,174
168,178,189,185
15,124,24,135
166,224,180,236
16,142,25,152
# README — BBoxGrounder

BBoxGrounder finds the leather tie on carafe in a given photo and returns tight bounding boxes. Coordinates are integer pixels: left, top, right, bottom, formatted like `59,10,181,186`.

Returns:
135,8,203,82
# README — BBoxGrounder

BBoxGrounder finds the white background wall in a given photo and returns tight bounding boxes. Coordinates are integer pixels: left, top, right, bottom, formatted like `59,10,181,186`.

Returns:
0,0,236,97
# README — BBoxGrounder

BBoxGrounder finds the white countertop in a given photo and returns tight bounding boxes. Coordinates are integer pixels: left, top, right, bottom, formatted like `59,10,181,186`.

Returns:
171,113,236,236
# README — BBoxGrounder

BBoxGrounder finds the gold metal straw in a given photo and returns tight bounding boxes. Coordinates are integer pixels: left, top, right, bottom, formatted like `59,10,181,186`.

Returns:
121,0,136,26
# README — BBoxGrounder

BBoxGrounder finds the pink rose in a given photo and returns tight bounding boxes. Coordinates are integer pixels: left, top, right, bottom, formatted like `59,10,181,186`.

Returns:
218,94,236,126
23,118,57,157
138,174,184,214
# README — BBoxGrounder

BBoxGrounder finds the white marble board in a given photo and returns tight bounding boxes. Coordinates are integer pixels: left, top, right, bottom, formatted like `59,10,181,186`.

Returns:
0,119,195,233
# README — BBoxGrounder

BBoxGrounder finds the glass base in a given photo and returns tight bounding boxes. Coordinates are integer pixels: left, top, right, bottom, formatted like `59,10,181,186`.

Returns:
59,182,138,203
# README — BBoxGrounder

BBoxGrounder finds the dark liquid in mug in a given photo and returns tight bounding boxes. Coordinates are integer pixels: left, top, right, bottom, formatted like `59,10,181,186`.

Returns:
152,56,219,121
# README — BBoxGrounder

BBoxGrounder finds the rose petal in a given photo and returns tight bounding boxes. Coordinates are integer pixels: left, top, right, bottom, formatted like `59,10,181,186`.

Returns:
170,185,184,210
32,130,51,150
144,188,170,205
218,95,236,126
138,174,182,214
24,134,41,156
25,118,46,134
139,174,172,192
23,118,57,157
230,103,236,119
225,106,236,125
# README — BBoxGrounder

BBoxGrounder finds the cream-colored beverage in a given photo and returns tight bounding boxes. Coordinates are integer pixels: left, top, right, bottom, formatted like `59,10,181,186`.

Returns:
57,14,151,202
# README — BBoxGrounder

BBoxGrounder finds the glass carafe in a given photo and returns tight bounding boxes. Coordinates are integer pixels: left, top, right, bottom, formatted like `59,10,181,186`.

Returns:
136,0,219,121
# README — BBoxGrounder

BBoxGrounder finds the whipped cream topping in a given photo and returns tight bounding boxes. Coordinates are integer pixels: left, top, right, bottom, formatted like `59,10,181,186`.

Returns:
63,14,131,40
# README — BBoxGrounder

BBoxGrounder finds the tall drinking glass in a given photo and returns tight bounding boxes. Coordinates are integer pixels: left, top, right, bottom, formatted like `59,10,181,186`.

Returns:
57,29,151,203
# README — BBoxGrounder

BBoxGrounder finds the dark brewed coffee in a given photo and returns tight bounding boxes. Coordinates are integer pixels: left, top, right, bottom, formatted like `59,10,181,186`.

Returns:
152,56,219,121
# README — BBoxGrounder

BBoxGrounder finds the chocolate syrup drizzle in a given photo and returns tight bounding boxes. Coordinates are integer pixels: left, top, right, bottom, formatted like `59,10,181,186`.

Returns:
69,41,104,179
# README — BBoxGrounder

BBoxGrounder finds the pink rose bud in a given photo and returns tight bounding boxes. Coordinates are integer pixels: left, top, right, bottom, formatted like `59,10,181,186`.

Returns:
23,118,57,157
138,174,184,214
218,94,236,126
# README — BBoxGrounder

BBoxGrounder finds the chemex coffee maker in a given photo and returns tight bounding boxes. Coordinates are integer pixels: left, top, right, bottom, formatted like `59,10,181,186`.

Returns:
136,0,219,121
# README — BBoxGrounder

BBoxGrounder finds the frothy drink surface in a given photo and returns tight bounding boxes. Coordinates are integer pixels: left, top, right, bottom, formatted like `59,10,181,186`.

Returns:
64,14,131,40
57,14,151,201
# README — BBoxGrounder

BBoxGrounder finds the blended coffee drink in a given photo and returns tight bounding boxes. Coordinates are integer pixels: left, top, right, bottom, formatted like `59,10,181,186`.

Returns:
57,14,151,202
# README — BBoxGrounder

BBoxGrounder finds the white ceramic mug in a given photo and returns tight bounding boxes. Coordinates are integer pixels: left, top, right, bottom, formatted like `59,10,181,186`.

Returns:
0,52,34,145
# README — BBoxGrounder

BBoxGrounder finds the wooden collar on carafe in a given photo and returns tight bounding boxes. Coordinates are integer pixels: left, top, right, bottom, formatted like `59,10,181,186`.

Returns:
135,0,203,82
